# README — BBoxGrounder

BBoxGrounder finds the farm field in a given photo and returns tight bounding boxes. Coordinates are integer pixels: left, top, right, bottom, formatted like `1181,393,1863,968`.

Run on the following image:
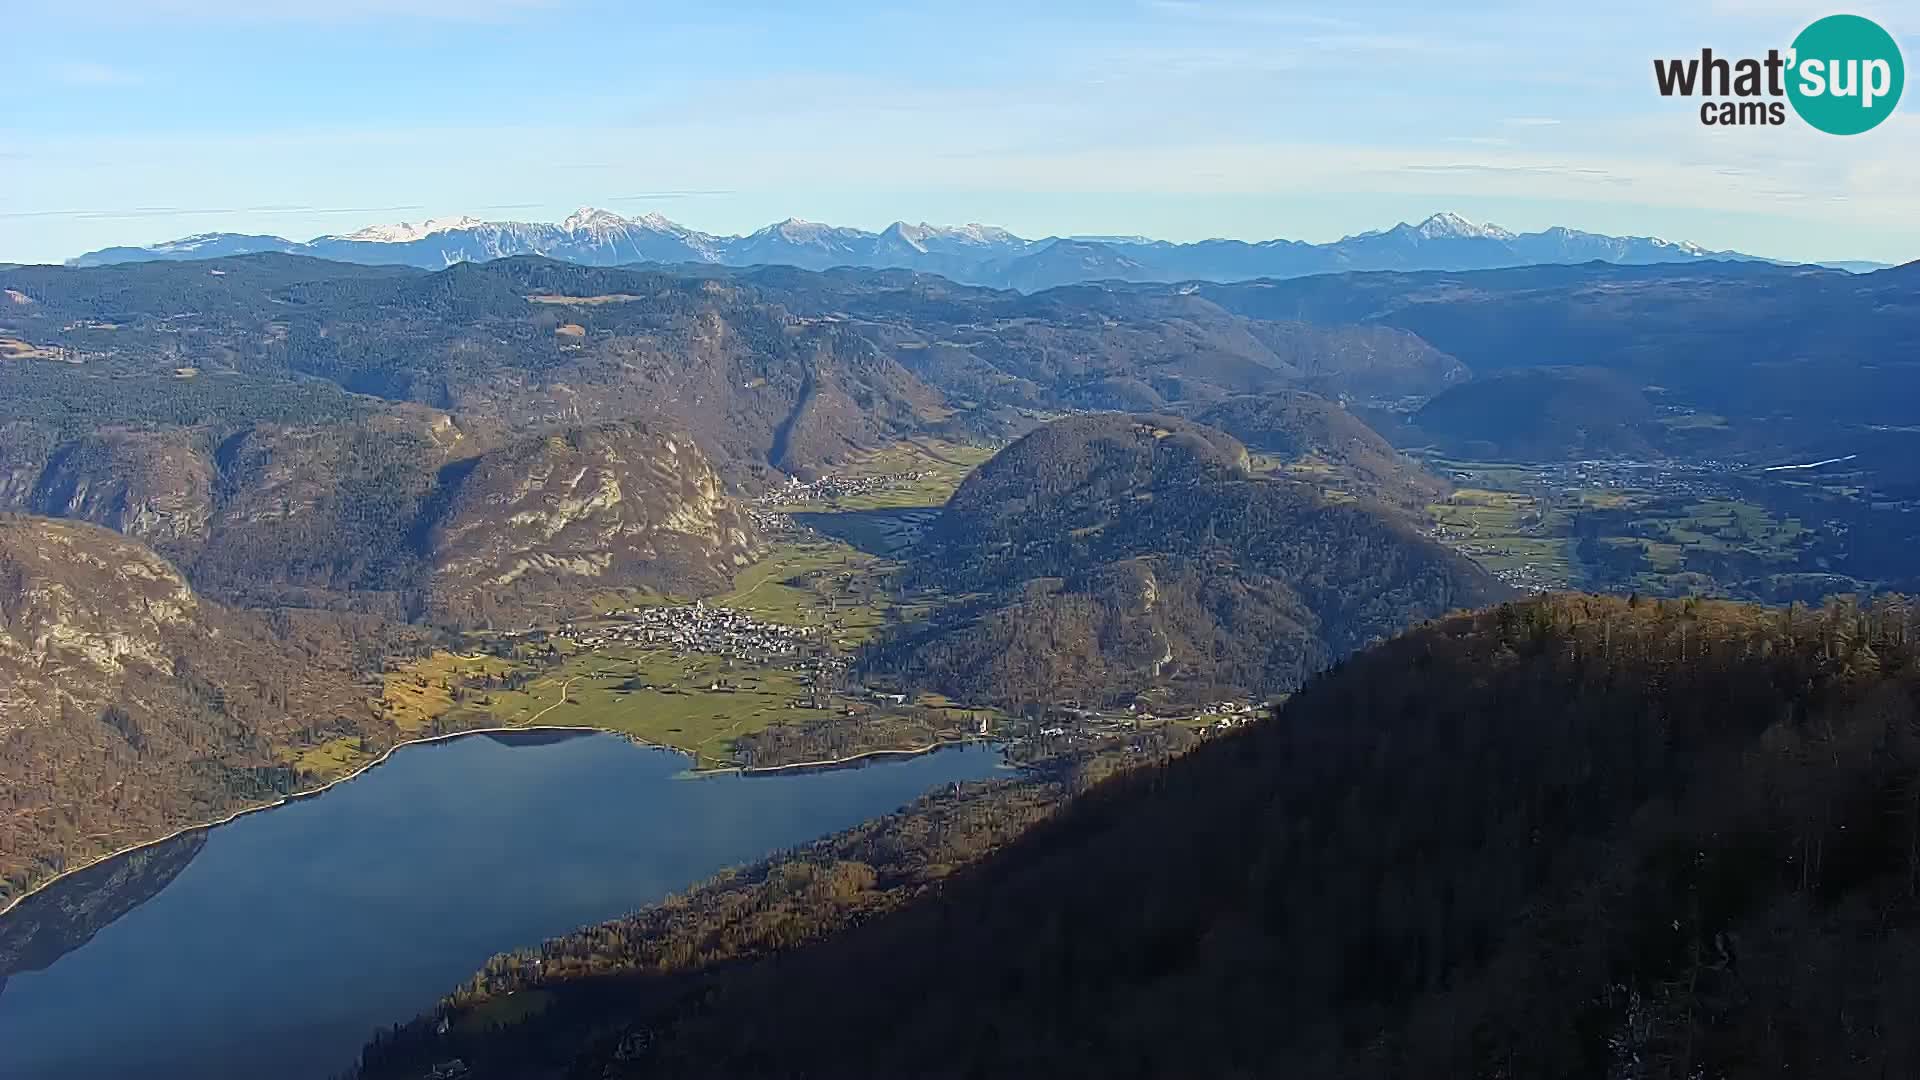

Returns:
1423,458,1820,598
372,438,1005,771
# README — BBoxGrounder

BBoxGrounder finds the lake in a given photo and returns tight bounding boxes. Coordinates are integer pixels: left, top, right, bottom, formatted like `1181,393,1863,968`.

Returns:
0,731,1007,1080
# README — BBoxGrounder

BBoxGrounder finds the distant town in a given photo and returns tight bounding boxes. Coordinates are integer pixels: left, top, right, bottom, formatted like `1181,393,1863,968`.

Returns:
754,470,932,506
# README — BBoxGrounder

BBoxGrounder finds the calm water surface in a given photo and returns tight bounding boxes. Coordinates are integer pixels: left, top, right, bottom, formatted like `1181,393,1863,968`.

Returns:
0,732,1005,1079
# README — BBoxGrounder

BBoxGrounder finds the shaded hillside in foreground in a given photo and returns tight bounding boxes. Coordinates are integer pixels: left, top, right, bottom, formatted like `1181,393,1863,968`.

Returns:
358,593,1920,1079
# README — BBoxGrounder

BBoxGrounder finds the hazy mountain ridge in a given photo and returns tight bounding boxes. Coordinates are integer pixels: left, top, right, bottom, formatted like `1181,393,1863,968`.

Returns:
67,209,1847,287
1187,260,1920,470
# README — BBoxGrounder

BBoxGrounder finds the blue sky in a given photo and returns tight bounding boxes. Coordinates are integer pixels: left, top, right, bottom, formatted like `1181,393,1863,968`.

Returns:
3,0,1915,265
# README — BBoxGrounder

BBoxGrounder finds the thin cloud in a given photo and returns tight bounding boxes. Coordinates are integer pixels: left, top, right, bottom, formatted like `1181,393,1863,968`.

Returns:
1502,117,1563,127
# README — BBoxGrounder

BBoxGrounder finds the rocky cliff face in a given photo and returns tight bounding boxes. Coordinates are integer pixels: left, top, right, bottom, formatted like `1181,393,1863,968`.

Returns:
30,431,215,549
426,422,759,626
0,426,216,551
0,516,202,739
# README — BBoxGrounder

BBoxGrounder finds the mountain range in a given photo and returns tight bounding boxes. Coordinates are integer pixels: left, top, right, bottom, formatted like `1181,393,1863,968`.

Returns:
70,209,1874,289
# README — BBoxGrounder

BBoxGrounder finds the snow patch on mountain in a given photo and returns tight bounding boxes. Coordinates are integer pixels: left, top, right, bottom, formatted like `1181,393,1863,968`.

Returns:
1411,212,1516,241
333,216,486,244
68,208,1804,282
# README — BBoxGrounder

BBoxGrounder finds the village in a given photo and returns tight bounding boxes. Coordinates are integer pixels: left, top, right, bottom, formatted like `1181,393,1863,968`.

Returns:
551,600,827,665
753,469,931,506
480,595,1264,760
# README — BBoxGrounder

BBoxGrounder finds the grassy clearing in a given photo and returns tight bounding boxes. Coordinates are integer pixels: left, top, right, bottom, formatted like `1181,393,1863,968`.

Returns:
373,434,1003,768
1428,487,1576,585
0,336,66,362
1626,498,1806,564
1421,455,1825,598
709,539,898,644
380,652,518,733
1429,488,1553,539
282,736,375,779
382,534,940,767
1580,491,1641,510
774,439,998,511
389,643,838,769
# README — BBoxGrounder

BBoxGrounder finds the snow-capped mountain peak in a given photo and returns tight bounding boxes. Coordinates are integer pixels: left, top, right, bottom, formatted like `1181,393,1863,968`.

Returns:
151,232,290,253
561,207,631,233
335,216,485,244
1411,212,1515,241
1648,236,1710,256
768,217,829,239
70,209,1792,280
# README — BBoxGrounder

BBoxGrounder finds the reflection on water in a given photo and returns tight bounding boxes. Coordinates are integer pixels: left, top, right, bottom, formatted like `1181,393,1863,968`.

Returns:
0,731,1002,1080
0,830,208,988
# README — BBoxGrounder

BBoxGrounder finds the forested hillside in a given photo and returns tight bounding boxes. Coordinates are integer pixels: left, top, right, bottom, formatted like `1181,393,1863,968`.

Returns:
0,255,1473,623
358,593,1920,1080
1179,390,1445,508
0,516,435,901
863,414,1499,706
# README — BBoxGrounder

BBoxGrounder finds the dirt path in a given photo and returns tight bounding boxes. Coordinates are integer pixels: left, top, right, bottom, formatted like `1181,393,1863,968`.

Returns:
526,677,578,725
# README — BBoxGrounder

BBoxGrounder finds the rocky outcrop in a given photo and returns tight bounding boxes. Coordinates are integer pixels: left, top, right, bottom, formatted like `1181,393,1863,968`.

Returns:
0,515,407,901
30,431,215,549
0,517,201,735
426,422,759,626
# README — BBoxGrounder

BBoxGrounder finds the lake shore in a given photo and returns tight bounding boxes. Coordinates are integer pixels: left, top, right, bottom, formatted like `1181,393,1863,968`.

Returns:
734,737,993,775
0,722,994,923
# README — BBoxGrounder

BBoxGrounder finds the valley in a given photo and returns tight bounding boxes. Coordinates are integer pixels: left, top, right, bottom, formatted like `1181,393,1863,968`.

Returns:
2,249,1918,1080
12,2,1920,1073
1419,452,1909,599
363,444,1007,774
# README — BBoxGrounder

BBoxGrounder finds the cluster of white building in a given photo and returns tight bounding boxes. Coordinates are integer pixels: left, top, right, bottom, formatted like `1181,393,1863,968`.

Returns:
754,470,928,506
745,506,797,534
558,601,822,664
